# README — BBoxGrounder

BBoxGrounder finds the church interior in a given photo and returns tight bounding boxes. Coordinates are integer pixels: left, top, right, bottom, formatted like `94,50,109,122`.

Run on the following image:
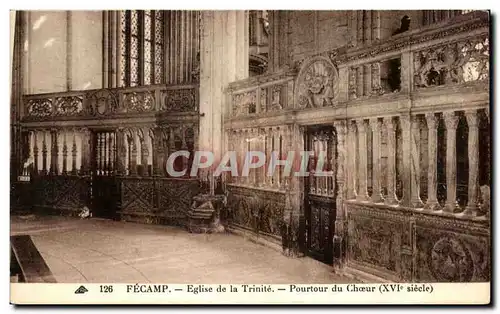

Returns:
10,10,491,283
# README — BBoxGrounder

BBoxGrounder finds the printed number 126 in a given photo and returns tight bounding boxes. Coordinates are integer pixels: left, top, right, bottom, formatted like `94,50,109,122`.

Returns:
100,285,113,293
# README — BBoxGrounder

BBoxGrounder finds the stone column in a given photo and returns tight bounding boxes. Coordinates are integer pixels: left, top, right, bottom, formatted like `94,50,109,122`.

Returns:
140,131,149,176
333,120,347,267
370,118,384,203
152,127,163,176
356,119,369,201
464,109,479,216
362,11,372,95
50,129,59,175
364,10,372,45
400,52,412,93
80,128,91,175
265,128,273,188
62,131,68,175
356,66,364,97
199,10,248,167
116,128,126,176
346,121,357,199
384,117,398,205
277,127,284,190
357,11,364,45
349,11,358,46
371,62,381,94
363,64,372,96
41,131,48,174
400,115,411,206
71,131,77,175
129,130,138,176
443,111,459,213
349,67,357,99
424,113,440,210
33,131,39,174
371,10,380,41
410,116,424,208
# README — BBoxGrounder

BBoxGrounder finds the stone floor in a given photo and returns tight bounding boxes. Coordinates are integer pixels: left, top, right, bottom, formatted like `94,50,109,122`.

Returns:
10,215,353,283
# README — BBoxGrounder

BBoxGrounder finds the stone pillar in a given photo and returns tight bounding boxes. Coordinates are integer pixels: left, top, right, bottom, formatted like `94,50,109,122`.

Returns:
410,116,424,208
370,118,384,203
62,131,68,175
371,62,381,94
424,113,440,210
116,128,126,176
465,109,479,216
349,67,357,99
356,119,369,201
41,131,48,174
260,128,267,187
356,11,363,45
364,10,372,45
400,115,411,206
384,117,398,205
266,128,273,187
333,120,347,267
346,121,357,199
199,10,248,165
443,111,459,213
80,128,91,175
129,130,138,176
363,64,372,96
71,131,77,175
152,127,162,176
356,66,364,97
400,52,412,93
50,129,59,175
276,127,283,190
349,11,358,46
140,131,149,176
371,10,380,41
33,131,39,174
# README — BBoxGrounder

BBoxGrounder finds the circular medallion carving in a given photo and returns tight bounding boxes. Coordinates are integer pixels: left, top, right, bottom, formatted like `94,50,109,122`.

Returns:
429,237,473,282
295,57,339,109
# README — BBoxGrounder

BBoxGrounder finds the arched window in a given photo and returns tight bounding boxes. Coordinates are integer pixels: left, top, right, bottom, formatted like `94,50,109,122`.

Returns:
120,10,164,87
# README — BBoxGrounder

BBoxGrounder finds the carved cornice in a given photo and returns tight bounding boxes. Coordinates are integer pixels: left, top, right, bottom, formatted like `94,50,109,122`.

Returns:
334,15,489,65
226,68,297,93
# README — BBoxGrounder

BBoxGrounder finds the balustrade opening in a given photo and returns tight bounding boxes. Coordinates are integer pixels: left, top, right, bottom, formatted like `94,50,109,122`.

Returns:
91,130,119,219
304,125,336,265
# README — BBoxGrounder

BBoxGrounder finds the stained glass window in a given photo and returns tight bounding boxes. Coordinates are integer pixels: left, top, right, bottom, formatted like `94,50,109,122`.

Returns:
119,10,165,87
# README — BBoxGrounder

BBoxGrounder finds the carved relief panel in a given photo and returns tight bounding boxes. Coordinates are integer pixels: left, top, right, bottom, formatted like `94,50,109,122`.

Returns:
414,36,489,88
232,90,257,116
295,57,339,109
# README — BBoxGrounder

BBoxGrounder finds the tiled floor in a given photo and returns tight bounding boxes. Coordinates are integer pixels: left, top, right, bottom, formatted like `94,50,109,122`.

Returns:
10,215,353,283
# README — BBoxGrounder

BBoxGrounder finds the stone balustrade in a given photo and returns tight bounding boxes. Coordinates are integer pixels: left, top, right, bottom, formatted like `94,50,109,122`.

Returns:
22,83,199,122
344,108,490,219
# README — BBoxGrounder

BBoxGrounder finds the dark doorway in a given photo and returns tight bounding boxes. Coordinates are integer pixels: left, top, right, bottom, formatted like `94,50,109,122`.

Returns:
303,126,337,265
91,130,119,219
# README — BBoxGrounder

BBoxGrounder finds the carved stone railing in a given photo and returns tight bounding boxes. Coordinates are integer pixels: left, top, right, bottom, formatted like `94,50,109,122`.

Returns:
22,83,199,123
226,68,296,118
